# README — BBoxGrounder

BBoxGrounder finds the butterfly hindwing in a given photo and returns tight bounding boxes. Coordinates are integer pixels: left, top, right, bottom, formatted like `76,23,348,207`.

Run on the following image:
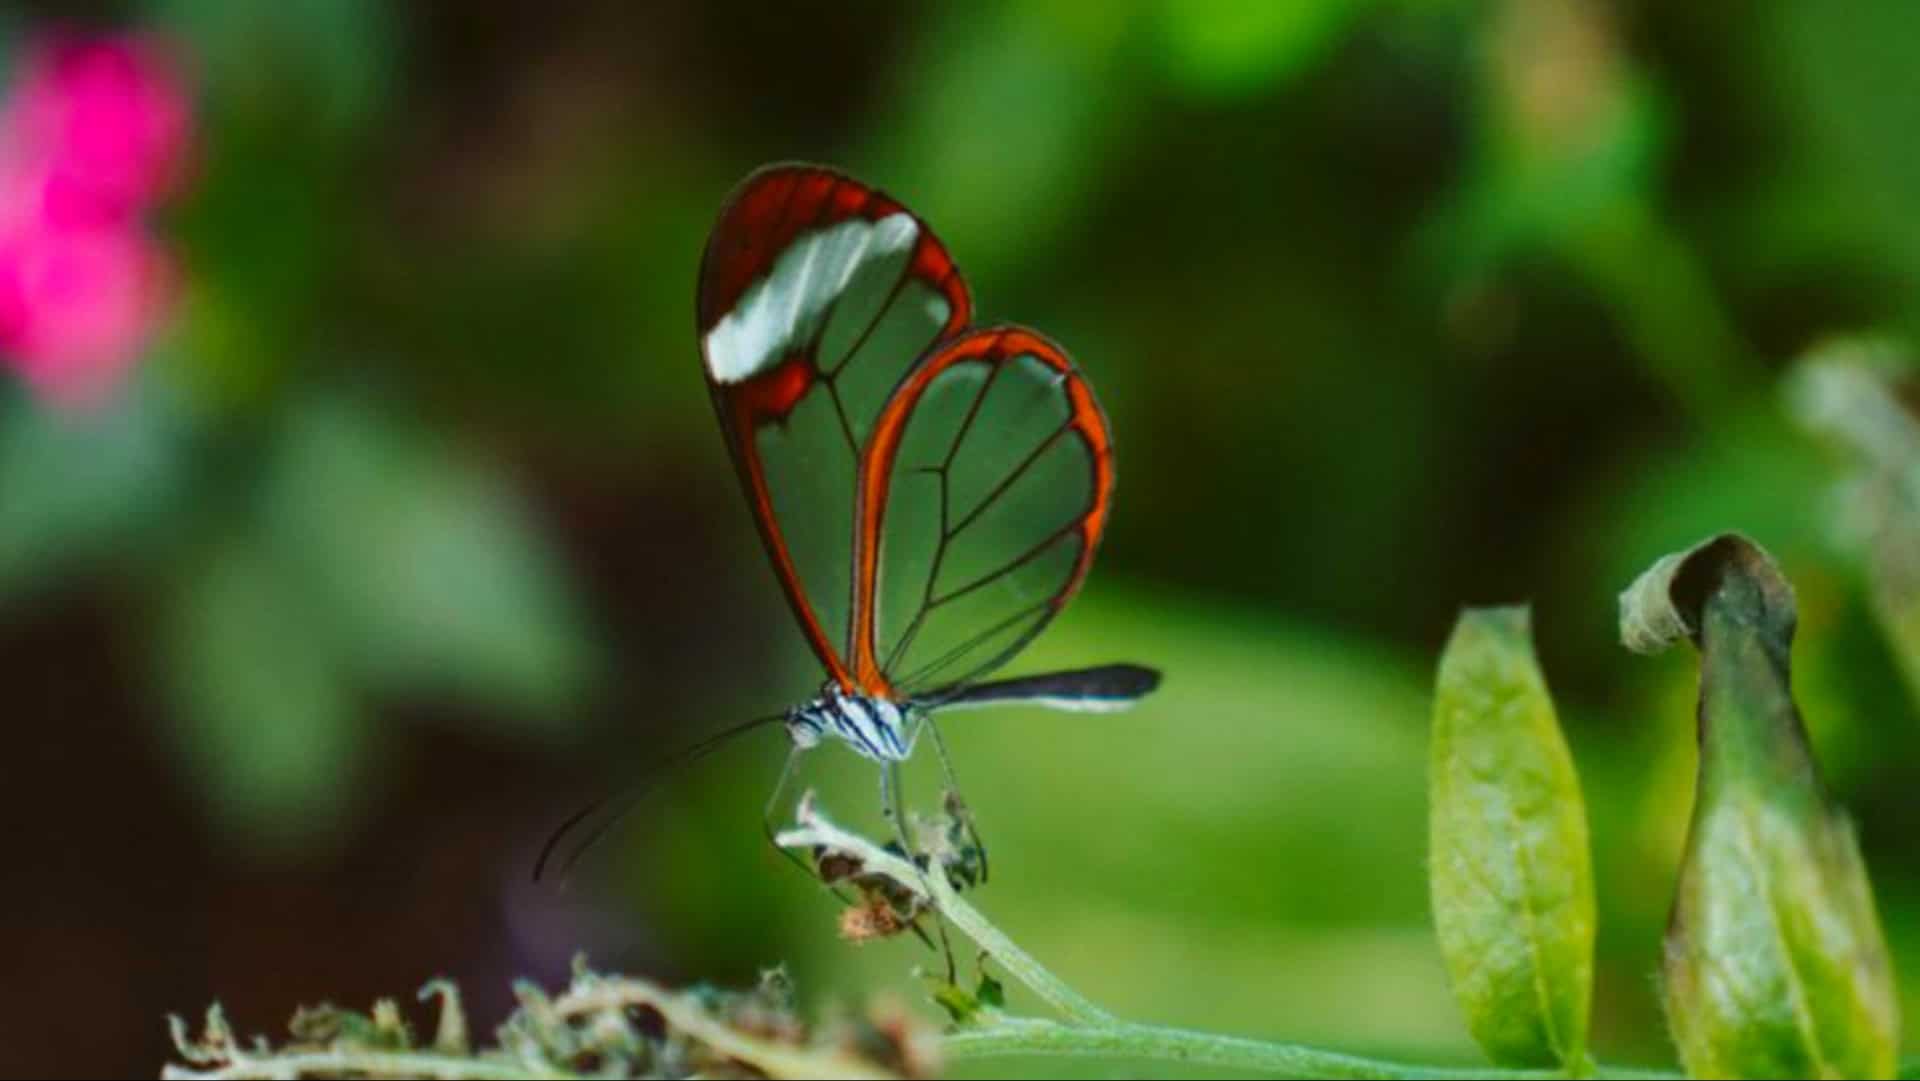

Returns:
850,327,1115,698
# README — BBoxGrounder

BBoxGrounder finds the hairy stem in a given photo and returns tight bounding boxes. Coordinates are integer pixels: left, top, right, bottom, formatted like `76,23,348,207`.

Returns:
775,796,1688,1081
943,1016,1684,1079
775,794,1113,1026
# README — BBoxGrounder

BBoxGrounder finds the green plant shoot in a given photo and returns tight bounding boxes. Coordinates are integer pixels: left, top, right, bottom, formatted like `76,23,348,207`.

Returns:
1622,533,1900,1080
1430,606,1596,1072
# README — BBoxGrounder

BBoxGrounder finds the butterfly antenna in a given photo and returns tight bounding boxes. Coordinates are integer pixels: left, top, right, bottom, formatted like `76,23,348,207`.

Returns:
533,709,788,883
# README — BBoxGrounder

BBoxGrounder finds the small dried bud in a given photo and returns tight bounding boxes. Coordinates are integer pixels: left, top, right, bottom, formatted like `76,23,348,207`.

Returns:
814,848,864,885
839,886,920,943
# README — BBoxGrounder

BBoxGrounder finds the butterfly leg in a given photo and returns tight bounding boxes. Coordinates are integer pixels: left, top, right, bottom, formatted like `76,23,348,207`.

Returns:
763,746,856,907
883,758,956,981
921,714,987,886
761,745,807,871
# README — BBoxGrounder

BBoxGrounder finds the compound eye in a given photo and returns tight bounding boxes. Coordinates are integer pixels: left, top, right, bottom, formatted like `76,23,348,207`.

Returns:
788,720,821,749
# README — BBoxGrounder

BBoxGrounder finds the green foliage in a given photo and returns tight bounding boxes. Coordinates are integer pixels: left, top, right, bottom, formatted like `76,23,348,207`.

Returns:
0,380,590,848
162,536,364,850
9,1,1920,1072
260,395,591,718
163,394,590,847
163,550,1917,1078
1151,0,1369,99
1439,0,1666,270
729,588,1452,1054
1430,606,1594,1071
1622,535,1900,1079
769,555,1905,1078
1769,0,1920,332
865,5,1122,282
0,376,187,598
1788,340,1920,703
153,0,394,139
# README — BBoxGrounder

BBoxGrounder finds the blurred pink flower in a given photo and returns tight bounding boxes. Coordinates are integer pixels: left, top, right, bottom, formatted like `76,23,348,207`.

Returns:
2,34,190,226
0,206,168,407
0,32,189,408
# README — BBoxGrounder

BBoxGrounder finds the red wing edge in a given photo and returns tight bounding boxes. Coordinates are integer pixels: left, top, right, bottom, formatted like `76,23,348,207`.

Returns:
849,326,1114,697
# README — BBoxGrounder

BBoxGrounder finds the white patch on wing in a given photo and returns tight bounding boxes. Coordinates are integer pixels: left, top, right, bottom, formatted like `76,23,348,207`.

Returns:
921,290,950,325
703,213,919,384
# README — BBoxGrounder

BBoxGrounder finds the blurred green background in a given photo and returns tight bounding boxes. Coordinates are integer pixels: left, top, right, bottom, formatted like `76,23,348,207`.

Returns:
6,0,1920,1076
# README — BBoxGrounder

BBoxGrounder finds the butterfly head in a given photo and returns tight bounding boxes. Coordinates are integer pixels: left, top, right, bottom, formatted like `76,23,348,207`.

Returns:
786,705,826,750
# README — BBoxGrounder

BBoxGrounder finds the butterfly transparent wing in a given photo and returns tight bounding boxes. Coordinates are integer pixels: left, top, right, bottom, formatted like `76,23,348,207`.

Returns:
849,327,1114,698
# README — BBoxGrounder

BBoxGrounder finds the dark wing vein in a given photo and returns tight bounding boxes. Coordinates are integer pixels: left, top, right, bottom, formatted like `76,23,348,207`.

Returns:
823,216,917,377
878,359,1004,675
947,420,1073,538
895,596,1054,691
930,517,1082,607
823,378,860,458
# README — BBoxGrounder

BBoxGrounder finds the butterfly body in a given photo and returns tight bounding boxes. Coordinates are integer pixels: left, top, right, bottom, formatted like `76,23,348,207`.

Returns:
787,688,917,762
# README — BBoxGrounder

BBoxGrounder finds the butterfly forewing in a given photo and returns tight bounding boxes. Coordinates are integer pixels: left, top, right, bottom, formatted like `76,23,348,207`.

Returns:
817,243,962,448
749,390,856,661
697,165,970,684
851,328,1114,698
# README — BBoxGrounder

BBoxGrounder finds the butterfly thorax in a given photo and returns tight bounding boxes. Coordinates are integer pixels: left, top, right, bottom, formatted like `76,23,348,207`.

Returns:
787,687,916,762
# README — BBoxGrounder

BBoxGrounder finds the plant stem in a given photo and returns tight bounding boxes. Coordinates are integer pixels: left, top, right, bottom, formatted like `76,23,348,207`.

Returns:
944,1016,1680,1080
945,1015,1588,1079
776,795,1113,1026
776,796,1689,1081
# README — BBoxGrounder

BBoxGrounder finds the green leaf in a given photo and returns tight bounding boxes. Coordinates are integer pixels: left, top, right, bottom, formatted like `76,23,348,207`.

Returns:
1621,533,1900,1080
1153,0,1368,99
0,376,186,601
1429,606,1594,1071
1430,0,1665,275
162,538,363,851
976,971,1006,1011
1769,0,1920,331
157,0,396,411
260,395,591,724
864,5,1120,284
1422,0,1759,418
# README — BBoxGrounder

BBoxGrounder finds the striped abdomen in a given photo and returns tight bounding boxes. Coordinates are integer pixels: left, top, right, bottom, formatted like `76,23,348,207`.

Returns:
787,691,914,761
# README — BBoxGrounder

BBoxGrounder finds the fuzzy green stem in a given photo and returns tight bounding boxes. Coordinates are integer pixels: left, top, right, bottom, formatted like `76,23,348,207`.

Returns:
775,794,1114,1026
776,797,1695,1081
944,1015,1688,1079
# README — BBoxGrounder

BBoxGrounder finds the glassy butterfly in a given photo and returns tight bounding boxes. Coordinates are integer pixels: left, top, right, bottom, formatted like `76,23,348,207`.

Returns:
537,163,1159,889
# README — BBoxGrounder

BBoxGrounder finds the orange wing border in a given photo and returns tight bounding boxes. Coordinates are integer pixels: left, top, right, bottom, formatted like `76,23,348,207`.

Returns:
848,326,1115,698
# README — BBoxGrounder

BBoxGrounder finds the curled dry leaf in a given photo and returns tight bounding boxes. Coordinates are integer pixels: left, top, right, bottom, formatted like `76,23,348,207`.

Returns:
1621,533,1899,1080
